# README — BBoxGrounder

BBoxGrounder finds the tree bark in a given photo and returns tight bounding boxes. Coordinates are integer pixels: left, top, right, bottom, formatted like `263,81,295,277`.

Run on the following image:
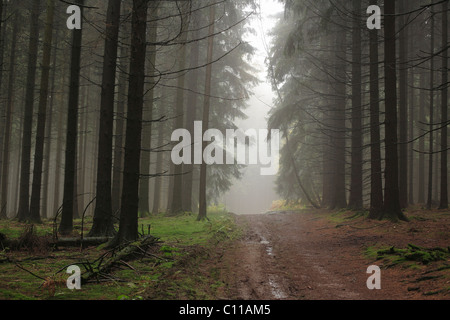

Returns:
182,16,201,213
348,0,363,210
0,12,19,219
398,0,409,209
198,4,216,221
170,4,190,215
115,0,148,244
29,0,56,222
111,9,130,215
438,0,448,209
59,0,84,235
418,71,426,203
0,0,5,191
17,0,41,222
89,0,122,237
426,6,435,210
329,24,347,210
368,0,383,218
42,27,59,219
382,0,407,221
138,3,158,216
151,124,165,214
408,30,415,205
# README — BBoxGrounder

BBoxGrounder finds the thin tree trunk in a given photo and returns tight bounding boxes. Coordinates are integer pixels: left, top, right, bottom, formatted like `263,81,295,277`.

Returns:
198,4,216,221
151,123,164,214
408,33,415,205
89,0,122,237
59,0,84,235
426,7,435,210
182,17,201,213
111,14,130,215
170,4,190,215
0,12,19,219
438,0,448,209
382,0,407,221
348,0,363,210
398,0,408,209
0,0,5,189
368,0,383,218
29,0,56,222
53,75,66,218
138,4,158,216
17,0,41,222
329,25,347,210
418,71,426,203
42,27,59,219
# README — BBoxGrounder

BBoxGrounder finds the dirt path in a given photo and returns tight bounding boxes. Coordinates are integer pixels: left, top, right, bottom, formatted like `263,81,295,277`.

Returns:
217,211,449,300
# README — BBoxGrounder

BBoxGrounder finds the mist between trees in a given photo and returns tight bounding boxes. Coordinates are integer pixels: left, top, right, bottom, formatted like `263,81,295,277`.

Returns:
0,0,447,247
0,0,260,246
267,0,448,220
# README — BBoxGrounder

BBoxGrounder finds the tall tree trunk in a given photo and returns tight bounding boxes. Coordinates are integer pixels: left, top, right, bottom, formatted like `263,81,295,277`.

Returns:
115,0,148,244
329,25,347,210
59,0,84,235
438,0,448,209
418,71,426,203
348,0,363,210
29,0,56,222
78,75,90,217
170,4,190,215
398,0,408,209
17,0,41,222
0,0,5,190
368,0,383,218
151,123,164,214
138,4,158,216
42,27,59,219
111,13,130,215
0,12,19,219
181,20,201,213
382,0,407,221
426,6,435,210
198,4,216,221
408,32,415,205
89,0,122,237
53,73,66,218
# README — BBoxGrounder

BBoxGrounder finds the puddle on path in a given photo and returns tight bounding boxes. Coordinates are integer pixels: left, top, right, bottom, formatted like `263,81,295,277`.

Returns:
259,235,287,299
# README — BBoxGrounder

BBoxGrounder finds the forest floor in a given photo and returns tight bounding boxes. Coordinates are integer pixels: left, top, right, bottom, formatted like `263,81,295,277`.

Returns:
0,207,448,300
207,208,450,300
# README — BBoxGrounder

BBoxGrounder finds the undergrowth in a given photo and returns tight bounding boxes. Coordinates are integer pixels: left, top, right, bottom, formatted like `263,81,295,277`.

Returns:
0,210,241,300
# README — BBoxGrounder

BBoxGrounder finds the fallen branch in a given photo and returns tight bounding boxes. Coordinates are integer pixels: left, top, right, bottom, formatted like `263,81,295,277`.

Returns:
81,235,161,284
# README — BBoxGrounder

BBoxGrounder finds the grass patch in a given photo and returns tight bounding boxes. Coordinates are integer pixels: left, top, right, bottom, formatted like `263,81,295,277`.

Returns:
0,209,240,300
328,209,368,225
269,200,307,212
365,244,450,267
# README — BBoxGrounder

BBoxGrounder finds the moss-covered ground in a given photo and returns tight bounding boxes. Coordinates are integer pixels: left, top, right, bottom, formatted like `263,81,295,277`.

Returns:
0,209,241,300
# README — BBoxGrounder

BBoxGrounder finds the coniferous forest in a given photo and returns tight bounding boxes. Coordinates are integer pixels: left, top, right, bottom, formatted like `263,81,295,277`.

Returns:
0,0,448,306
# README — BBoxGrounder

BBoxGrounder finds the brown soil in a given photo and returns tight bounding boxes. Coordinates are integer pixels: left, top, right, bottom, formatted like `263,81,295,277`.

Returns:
212,209,450,300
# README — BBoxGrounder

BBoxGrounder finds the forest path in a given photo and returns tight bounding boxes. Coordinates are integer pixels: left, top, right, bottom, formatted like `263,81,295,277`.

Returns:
218,211,409,300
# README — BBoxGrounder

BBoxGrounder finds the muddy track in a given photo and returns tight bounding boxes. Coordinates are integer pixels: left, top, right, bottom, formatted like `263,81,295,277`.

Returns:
219,212,431,300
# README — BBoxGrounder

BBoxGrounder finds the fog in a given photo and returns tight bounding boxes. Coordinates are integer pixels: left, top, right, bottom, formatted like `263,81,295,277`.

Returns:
222,0,283,214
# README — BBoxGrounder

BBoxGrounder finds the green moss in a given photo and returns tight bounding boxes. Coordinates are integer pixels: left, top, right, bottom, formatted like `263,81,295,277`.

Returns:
0,211,240,300
0,289,35,300
365,244,450,266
